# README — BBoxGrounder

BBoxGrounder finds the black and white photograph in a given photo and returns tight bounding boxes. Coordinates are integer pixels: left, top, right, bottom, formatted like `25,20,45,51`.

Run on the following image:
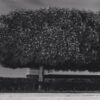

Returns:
0,0,100,100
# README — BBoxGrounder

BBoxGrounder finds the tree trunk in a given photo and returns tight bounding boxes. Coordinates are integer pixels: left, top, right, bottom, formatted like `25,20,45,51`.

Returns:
38,66,44,91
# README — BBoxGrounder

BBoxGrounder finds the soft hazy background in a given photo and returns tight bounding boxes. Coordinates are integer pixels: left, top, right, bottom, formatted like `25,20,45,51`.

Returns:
0,0,100,77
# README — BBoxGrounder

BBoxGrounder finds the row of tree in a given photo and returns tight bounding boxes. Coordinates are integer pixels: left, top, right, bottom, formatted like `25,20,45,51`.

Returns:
0,8,100,71
1,7,100,90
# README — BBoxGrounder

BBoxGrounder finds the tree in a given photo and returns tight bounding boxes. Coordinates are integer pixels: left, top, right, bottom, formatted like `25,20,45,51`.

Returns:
0,8,100,90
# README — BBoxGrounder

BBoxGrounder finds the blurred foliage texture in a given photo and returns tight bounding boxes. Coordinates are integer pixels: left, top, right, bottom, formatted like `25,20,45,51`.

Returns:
0,8,100,71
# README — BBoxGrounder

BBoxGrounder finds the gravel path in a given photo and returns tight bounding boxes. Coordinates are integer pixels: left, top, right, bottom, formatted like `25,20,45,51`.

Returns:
0,93,100,100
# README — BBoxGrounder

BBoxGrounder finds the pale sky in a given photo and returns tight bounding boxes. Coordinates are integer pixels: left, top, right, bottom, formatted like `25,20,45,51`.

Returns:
0,0,100,77
0,0,100,15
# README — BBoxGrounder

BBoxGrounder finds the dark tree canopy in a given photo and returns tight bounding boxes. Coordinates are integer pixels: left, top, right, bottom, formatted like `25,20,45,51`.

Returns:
0,8,100,71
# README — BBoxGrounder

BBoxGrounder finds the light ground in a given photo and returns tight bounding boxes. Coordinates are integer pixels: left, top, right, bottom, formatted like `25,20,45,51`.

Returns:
0,93,100,100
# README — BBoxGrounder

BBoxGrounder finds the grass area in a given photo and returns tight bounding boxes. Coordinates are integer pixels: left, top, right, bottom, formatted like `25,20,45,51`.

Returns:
0,75,100,92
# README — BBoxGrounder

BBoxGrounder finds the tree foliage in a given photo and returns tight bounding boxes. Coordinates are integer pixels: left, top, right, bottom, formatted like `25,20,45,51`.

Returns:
0,8,100,71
